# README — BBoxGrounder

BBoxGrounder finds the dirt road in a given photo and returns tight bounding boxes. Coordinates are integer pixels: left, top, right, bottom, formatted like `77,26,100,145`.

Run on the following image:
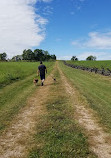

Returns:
0,74,53,158
0,62,111,158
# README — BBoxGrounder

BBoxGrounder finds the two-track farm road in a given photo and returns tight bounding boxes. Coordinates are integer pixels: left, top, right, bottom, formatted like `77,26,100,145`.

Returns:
58,61,111,158
0,61,111,158
0,73,54,158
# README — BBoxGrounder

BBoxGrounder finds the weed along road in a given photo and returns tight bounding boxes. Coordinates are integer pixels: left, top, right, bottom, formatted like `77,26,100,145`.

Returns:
0,61,111,157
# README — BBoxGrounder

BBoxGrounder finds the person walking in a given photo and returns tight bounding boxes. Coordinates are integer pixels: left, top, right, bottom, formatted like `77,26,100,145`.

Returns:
38,61,47,86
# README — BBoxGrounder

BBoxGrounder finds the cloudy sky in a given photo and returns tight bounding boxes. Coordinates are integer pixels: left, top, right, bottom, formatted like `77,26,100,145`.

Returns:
0,0,111,60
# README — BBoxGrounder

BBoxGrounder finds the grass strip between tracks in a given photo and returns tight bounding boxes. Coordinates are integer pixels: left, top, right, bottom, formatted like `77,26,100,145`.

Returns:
29,68,96,158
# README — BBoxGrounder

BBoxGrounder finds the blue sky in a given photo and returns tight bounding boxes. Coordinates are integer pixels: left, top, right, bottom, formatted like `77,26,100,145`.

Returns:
0,0,111,60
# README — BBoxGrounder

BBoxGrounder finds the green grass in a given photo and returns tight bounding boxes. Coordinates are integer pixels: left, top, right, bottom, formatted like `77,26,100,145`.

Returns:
0,61,54,88
0,61,55,133
29,69,96,158
66,60,111,70
59,61,111,132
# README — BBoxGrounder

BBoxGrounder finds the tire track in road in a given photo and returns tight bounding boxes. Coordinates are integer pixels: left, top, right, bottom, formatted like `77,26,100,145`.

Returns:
0,74,54,158
58,62,111,158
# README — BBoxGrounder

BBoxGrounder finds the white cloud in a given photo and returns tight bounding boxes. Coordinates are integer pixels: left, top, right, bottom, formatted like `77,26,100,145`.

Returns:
0,0,50,58
72,31,111,49
85,32,111,49
57,51,111,61
57,55,72,60
43,6,53,15
78,52,111,60
72,40,82,47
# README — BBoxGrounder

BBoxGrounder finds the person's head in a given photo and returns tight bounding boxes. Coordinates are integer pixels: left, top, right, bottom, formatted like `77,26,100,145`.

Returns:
40,61,42,64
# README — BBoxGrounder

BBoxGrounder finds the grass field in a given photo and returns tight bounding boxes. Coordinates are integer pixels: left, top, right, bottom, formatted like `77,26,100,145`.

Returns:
59,61,111,132
0,61,54,88
0,61,55,132
66,60,111,70
1,60,111,157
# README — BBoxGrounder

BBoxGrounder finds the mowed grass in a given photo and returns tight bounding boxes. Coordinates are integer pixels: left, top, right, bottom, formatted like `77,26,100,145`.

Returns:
0,61,53,88
67,60,111,70
0,61,55,133
59,61,111,132
29,69,96,158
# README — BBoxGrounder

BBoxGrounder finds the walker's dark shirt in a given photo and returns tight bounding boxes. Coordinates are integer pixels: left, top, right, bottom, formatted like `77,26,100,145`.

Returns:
38,64,46,76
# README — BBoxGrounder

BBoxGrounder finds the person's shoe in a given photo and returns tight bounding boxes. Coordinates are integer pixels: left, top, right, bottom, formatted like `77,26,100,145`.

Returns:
41,82,43,86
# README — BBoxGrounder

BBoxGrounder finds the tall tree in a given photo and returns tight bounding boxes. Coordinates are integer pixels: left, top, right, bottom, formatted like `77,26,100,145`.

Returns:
44,51,50,61
34,49,45,61
51,54,56,60
22,49,34,60
86,55,96,61
0,52,7,61
71,56,78,61
22,48,56,61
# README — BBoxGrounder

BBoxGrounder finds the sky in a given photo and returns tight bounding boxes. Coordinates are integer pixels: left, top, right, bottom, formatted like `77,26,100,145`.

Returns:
0,0,111,60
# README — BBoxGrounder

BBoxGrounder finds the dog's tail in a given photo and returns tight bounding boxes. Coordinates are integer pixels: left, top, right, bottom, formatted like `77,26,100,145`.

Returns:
51,75,56,81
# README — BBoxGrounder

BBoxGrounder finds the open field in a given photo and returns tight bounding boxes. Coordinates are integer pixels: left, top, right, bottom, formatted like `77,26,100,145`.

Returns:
1,61,111,157
0,61,55,132
0,61,97,158
0,62,54,88
60,61,111,132
66,60,111,70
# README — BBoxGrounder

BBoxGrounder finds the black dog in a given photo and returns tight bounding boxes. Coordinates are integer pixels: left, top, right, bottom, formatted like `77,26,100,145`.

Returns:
33,78,38,85
51,76,56,81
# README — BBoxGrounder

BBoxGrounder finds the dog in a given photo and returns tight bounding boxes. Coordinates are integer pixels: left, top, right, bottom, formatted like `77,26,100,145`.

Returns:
51,76,56,82
33,78,38,85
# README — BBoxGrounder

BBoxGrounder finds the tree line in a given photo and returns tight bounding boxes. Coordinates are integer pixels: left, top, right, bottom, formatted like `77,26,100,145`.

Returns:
71,55,96,61
0,49,56,61
0,52,7,61
21,49,56,61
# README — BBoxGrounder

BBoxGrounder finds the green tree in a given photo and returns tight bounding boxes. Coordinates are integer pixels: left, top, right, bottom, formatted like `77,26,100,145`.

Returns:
0,54,2,60
11,55,23,61
0,52,7,61
71,56,78,61
22,48,56,61
22,49,34,60
51,54,56,60
22,49,27,60
44,51,51,61
34,49,45,61
86,55,96,61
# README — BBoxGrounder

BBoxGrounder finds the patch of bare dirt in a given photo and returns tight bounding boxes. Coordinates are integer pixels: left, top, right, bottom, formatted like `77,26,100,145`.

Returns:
58,64,111,158
0,75,53,158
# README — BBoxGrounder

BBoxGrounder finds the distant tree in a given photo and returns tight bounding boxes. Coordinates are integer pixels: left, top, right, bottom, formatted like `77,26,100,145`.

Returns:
22,49,28,60
12,55,23,61
0,52,7,61
22,48,56,61
44,51,51,61
34,49,45,61
22,49,34,60
51,54,56,60
33,49,39,61
75,57,78,61
71,56,78,61
86,55,96,61
0,54,2,60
